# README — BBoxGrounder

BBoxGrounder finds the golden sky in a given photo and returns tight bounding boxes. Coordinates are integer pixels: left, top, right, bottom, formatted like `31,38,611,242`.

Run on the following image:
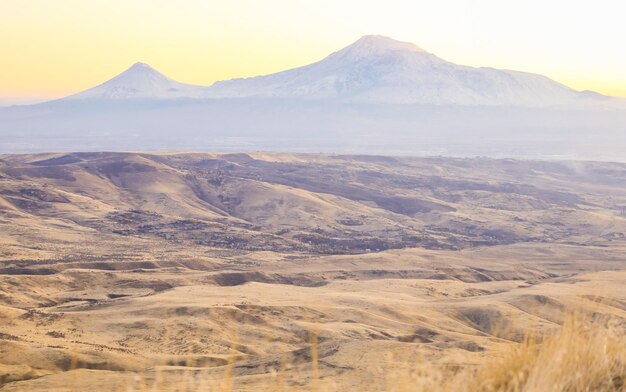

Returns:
2,0,625,104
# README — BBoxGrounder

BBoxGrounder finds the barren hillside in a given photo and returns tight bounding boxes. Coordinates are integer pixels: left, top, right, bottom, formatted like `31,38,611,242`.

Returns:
1,153,625,390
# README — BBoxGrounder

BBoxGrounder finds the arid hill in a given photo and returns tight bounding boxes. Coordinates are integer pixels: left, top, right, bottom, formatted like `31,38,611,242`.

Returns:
0,153,625,390
2,152,626,258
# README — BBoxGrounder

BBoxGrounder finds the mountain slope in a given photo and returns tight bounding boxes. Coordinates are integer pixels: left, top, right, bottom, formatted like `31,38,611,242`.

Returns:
64,62,207,100
205,35,597,106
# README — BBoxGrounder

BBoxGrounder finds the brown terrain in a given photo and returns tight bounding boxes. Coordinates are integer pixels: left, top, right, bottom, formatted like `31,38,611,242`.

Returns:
0,152,625,391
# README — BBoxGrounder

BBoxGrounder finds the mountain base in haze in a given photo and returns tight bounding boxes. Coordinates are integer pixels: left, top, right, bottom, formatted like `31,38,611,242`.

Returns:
2,101,625,161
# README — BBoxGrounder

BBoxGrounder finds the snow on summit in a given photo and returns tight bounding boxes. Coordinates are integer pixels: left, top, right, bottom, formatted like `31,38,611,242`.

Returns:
330,35,426,59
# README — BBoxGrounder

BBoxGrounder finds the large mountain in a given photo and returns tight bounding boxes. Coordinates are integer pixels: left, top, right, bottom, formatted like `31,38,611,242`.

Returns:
206,35,598,106
1,35,624,159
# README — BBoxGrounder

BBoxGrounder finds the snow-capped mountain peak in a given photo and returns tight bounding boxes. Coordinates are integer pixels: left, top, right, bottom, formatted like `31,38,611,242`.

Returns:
64,62,207,100
328,35,426,60
206,35,602,106
119,62,164,77
127,61,153,70
99,62,174,88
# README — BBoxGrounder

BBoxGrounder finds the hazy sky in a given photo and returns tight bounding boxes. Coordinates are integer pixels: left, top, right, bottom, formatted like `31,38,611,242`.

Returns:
2,0,625,104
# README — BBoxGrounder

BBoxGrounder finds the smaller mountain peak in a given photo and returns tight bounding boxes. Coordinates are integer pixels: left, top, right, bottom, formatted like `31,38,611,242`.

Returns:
111,62,170,83
125,62,157,73
62,61,202,100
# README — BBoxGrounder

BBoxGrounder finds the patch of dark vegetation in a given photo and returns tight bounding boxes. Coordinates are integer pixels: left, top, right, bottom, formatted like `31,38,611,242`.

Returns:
62,261,159,271
4,166,76,181
292,232,446,254
212,272,327,287
106,210,162,224
456,341,485,352
114,279,173,292
456,307,521,341
96,161,157,177
166,356,228,367
397,327,439,343
0,332,21,341
19,310,63,326
54,356,126,372
65,297,99,304
31,155,83,166
15,188,69,203
220,153,256,164
2,196,44,211
336,217,364,226
0,267,58,275
426,223,524,247
107,293,130,299
370,195,455,215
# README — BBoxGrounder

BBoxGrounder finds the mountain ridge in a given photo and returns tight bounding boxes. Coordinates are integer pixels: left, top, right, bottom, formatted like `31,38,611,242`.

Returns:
51,35,615,107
